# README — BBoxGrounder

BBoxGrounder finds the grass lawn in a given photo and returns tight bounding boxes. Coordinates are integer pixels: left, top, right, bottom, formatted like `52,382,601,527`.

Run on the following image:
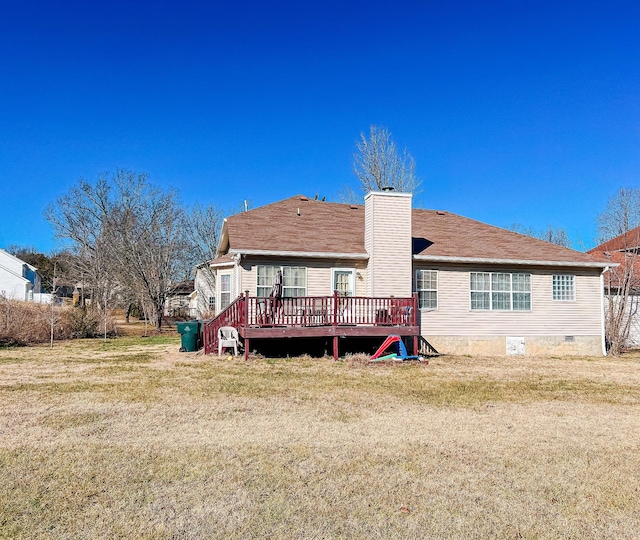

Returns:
1,338,640,539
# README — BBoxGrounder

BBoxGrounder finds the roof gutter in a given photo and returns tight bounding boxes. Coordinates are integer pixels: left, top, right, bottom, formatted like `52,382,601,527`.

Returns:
229,249,369,260
412,254,614,269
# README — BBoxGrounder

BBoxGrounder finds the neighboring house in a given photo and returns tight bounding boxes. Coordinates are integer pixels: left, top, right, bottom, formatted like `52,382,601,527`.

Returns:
164,280,195,317
0,249,42,301
197,192,609,358
588,227,640,347
191,262,219,318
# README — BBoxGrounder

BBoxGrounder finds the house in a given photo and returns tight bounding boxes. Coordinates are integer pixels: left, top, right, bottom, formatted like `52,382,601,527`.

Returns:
588,227,640,348
0,249,42,301
198,192,609,358
163,280,195,317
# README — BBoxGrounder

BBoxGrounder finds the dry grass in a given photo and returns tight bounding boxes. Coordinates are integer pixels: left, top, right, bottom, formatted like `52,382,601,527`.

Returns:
1,340,640,539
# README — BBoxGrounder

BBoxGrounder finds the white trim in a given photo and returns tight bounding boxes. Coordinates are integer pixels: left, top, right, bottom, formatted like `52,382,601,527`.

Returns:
413,254,611,269
230,249,369,260
331,267,355,296
415,269,438,310
601,268,607,356
209,260,234,268
364,191,413,201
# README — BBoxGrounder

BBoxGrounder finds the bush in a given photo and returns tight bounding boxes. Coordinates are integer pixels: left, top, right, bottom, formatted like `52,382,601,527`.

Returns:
0,297,115,345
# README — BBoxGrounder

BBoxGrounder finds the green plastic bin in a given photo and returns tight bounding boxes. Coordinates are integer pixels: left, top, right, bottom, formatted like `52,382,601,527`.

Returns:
176,321,200,352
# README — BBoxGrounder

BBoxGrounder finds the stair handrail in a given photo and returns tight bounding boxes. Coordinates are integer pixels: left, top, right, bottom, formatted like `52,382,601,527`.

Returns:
202,293,246,354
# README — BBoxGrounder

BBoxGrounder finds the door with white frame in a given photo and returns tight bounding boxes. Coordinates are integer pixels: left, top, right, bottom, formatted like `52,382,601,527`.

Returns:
332,268,355,323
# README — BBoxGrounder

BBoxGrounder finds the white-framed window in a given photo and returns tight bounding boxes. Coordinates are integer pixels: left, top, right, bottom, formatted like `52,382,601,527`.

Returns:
256,265,307,297
416,270,437,309
332,268,355,297
553,275,575,301
208,296,216,312
220,273,231,310
257,265,278,297
470,272,531,311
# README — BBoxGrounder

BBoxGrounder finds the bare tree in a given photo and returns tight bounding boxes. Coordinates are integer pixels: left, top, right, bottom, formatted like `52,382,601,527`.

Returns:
509,224,572,248
349,125,420,199
184,203,226,317
594,188,640,355
46,170,192,331
598,188,640,242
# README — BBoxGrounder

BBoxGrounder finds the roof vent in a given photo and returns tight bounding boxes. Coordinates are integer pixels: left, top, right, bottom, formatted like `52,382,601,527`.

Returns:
381,186,394,192
349,204,358,210
299,196,309,201
436,210,446,215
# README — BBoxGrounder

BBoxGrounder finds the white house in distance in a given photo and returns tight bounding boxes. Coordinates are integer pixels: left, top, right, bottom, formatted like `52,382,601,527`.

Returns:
197,191,609,358
0,249,42,301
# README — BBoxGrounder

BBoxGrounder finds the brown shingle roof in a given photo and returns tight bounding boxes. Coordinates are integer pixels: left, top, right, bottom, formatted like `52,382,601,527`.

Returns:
226,195,365,255
412,210,600,264
587,227,640,288
223,195,604,266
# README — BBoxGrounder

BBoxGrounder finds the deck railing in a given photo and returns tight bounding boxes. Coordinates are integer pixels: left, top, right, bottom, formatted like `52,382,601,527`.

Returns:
202,294,247,354
203,291,418,354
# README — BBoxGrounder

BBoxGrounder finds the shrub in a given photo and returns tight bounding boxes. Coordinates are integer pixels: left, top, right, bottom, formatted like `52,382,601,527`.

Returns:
0,297,116,345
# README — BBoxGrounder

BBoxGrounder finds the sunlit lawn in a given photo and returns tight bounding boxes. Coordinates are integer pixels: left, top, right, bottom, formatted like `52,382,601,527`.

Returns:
1,338,639,539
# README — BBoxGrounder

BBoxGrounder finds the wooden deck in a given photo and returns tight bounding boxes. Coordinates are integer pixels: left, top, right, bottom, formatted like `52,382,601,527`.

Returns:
203,292,420,359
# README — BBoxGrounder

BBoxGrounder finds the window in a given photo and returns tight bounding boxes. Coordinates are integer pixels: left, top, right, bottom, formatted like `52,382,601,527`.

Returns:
257,265,307,297
220,274,231,310
257,265,278,297
332,269,354,297
553,275,575,301
416,270,437,309
208,296,216,312
470,272,531,311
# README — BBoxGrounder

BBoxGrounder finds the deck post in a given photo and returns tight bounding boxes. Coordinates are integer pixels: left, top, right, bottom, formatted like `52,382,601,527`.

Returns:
333,335,339,360
244,291,250,360
413,292,419,355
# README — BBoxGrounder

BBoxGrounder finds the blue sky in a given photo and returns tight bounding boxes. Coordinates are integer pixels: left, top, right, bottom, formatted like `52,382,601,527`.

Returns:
1,0,639,253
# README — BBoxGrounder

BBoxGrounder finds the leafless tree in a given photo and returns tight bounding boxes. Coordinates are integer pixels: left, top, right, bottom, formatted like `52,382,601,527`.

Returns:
596,188,640,355
46,170,192,331
509,224,572,248
347,125,420,200
184,203,226,317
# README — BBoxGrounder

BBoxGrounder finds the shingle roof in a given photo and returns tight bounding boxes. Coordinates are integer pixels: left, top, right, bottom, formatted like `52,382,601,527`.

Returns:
226,196,365,255
222,195,604,266
587,227,640,287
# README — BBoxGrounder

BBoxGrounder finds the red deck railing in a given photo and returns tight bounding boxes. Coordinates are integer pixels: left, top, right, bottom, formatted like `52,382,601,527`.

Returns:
203,291,418,355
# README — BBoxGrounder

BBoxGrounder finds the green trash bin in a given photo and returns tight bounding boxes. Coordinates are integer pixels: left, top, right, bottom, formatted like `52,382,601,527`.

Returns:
176,321,200,352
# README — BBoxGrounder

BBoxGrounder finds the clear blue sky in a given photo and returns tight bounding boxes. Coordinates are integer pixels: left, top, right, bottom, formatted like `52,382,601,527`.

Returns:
1,0,639,253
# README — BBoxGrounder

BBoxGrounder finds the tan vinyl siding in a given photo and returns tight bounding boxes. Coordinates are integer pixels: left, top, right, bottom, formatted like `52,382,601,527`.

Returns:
365,192,412,297
239,257,367,297
418,265,603,337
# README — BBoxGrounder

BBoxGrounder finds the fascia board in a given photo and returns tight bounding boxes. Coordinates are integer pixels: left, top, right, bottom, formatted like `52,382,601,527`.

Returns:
229,249,369,260
412,254,614,269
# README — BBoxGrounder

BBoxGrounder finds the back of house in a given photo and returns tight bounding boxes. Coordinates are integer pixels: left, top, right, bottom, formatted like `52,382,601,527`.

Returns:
196,191,608,357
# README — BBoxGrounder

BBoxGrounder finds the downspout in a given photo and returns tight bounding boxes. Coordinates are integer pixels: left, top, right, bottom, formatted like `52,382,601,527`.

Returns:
601,267,608,356
234,253,242,300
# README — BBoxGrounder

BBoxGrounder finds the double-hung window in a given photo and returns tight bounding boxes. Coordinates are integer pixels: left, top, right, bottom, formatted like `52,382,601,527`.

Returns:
470,272,531,311
256,265,307,297
553,275,575,301
416,270,438,309
220,274,231,310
